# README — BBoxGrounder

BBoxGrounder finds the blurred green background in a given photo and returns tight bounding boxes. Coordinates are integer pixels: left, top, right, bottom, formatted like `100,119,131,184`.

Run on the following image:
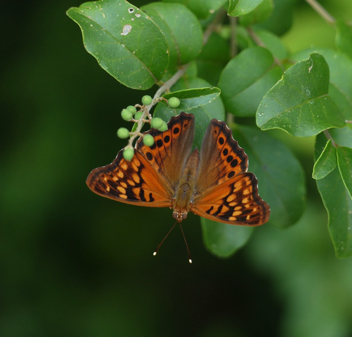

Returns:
2,0,352,336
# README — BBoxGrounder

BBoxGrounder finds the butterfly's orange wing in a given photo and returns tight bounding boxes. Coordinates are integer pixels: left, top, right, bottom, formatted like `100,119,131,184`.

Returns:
86,150,173,207
86,112,195,207
191,119,270,225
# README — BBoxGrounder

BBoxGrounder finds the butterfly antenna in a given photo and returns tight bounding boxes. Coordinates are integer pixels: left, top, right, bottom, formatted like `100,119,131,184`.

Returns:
153,221,178,257
179,223,192,264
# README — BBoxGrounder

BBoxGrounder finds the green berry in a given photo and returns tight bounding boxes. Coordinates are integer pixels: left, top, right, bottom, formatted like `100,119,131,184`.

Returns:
158,121,168,132
117,127,130,139
142,95,152,105
168,97,180,108
121,109,133,121
151,117,163,129
123,148,134,161
134,111,143,120
143,134,155,146
126,105,137,114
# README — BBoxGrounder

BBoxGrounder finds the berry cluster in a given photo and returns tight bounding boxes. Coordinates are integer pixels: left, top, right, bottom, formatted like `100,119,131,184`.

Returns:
116,95,180,160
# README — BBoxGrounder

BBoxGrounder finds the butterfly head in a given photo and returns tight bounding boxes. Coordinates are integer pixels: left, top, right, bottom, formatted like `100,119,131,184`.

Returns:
173,209,188,223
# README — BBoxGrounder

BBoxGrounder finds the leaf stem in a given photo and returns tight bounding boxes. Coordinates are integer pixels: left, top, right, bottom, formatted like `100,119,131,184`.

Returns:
306,0,335,24
230,16,237,58
324,130,337,148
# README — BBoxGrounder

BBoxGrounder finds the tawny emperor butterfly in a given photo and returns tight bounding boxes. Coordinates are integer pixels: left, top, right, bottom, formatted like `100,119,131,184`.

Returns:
86,112,270,226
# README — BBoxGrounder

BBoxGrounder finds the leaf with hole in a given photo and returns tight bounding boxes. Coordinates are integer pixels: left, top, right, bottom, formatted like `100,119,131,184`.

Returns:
292,48,352,120
67,0,169,89
257,53,345,137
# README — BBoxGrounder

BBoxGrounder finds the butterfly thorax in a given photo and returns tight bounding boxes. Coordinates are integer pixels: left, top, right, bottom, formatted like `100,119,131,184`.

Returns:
172,148,200,222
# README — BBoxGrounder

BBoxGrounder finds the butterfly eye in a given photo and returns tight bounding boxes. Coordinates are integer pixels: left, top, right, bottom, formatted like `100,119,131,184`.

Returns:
226,155,234,163
218,137,225,145
164,135,170,143
223,148,228,156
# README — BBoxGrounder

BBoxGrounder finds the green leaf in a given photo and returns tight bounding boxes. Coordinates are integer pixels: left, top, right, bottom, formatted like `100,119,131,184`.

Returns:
66,0,169,90
312,138,337,180
251,28,288,60
232,125,306,228
141,2,203,73
336,19,352,60
292,48,352,120
254,0,296,35
162,87,221,111
218,47,283,117
154,78,225,149
162,0,227,20
316,167,352,258
329,126,352,148
337,147,352,199
201,218,253,257
257,53,346,137
239,0,273,26
196,33,230,86
228,0,263,17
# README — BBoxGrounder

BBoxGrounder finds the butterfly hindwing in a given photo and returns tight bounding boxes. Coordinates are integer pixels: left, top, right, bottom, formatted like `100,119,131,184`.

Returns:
192,172,270,226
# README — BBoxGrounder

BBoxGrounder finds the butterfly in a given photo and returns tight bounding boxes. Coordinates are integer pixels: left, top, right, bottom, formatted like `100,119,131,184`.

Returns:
86,112,270,227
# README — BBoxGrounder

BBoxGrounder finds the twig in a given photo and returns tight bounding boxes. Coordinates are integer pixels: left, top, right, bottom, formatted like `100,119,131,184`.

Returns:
203,9,227,45
126,65,190,148
153,64,189,100
306,0,335,24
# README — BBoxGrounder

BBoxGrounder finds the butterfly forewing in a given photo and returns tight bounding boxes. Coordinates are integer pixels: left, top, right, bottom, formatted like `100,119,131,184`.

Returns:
86,150,172,207
194,119,248,194
136,112,195,189
86,112,196,208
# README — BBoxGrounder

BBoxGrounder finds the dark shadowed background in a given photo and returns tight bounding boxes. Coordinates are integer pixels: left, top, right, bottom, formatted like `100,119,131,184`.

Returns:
2,0,352,336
